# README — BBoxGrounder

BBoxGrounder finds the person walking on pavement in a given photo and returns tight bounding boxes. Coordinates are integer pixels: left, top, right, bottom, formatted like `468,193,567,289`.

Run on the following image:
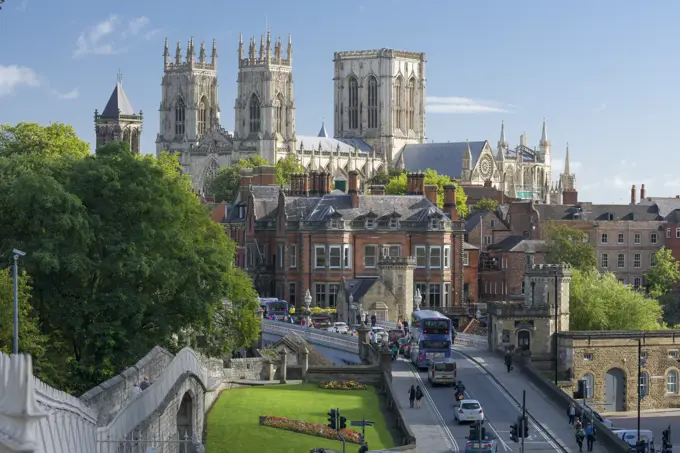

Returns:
408,385,416,409
415,385,424,409
568,402,576,425
575,425,586,452
371,314,377,327
504,350,513,373
585,422,596,452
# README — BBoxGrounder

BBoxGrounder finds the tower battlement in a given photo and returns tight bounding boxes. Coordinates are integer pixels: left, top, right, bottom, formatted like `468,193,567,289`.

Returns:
238,29,292,69
164,37,217,73
526,263,572,278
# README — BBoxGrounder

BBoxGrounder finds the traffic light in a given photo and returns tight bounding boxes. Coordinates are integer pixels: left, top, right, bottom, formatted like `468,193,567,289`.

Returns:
339,416,347,430
522,416,529,438
327,409,337,430
509,422,519,443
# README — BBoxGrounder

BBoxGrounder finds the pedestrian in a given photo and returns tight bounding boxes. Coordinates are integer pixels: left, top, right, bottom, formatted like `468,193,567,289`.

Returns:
140,376,151,391
575,425,585,452
371,314,377,327
130,382,141,399
415,385,423,409
568,402,576,425
585,422,596,452
504,351,513,373
408,385,416,409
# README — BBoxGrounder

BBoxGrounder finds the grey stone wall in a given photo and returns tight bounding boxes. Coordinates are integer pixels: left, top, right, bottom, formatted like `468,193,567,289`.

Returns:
80,346,174,425
305,366,384,385
223,357,270,381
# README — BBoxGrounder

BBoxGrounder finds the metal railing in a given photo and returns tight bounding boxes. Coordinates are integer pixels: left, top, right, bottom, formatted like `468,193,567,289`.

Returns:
261,320,358,353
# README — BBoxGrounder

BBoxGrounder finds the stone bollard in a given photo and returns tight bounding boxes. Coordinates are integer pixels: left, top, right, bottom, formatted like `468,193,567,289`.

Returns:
379,343,393,375
279,349,288,384
301,347,309,380
266,360,275,381
357,323,371,361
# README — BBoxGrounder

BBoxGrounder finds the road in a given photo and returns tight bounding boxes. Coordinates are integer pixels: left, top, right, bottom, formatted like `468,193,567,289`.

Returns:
606,412,680,451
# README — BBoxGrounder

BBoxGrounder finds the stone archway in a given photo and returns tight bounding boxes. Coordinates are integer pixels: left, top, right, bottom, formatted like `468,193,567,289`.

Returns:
604,368,626,412
176,391,194,441
517,330,531,351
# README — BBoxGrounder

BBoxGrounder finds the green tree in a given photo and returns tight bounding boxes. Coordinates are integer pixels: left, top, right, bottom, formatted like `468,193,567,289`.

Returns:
275,154,305,186
645,247,680,298
471,197,499,213
543,222,597,271
570,268,664,331
0,122,90,159
384,169,468,217
205,156,269,202
367,167,404,186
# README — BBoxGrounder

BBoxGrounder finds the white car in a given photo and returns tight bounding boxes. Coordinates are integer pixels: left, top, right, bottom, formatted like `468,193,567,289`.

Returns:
454,399,484,424
327,322,349,334
370,327,388,344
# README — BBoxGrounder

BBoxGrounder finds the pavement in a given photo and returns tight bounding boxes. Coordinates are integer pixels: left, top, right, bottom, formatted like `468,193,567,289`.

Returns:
453,346,608,453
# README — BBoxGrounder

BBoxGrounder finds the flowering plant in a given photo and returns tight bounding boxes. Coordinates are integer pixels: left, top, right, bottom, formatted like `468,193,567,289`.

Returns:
261,415,362,444
318,380,367,390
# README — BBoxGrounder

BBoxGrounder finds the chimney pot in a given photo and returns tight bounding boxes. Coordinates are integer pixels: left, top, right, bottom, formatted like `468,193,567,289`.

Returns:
631,184,637,205
424,184,438,205
349,170,359,208
443,184,458,220
641,183,646,200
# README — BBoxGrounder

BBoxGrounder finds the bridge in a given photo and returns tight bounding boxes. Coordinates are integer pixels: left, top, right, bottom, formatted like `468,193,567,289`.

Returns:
0,319,488,453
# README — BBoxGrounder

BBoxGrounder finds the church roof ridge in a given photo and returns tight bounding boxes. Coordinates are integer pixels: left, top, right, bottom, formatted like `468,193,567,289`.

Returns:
101,79,136,118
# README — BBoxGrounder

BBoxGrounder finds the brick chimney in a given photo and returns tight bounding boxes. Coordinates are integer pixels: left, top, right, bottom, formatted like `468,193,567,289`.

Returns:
253,166,277,186
443,185,458,220
412,172,425,195
292,173,301,195
631,184,637,205
302,172,310,196
309,170,319,196
424,184,438,205
406,172,416,194
239,169,253,201
318,172,329,196
370,185,385,195
641,184,646,201
562,189,578,205
349,170,359,208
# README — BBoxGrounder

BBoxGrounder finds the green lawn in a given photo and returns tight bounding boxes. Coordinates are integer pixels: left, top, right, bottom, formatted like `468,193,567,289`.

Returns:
206,384,396,453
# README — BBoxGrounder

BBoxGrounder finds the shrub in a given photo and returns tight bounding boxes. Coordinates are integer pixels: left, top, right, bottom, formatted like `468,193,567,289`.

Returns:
318,380,367,390
261,415,361,444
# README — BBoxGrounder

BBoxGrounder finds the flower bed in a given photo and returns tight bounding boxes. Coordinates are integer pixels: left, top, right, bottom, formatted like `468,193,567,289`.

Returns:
318,380,367,390
261,415,362,444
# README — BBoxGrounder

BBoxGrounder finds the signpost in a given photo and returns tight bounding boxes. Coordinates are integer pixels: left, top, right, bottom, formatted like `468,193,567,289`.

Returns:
351,419,374,453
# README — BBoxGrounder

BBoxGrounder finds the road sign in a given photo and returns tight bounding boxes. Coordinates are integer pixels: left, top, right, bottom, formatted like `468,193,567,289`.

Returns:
351,420,374,427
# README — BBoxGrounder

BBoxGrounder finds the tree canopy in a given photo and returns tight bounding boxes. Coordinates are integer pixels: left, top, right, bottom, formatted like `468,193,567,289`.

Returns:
0,124,260,393
645,247,680,298
206,155,305,203
543,222,597,271
384,169,468,218
0,122,90,159
570,268,664,331
471,197,499,214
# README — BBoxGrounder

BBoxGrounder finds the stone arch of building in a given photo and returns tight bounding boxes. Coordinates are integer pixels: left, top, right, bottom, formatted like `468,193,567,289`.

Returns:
516,329,531,351
604,367,627,412
176,389,196,441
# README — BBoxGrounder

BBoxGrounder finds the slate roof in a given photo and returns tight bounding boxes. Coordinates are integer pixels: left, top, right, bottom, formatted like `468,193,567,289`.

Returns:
226,185,283,222
488,236,546,253
318,122,329,137
101,81,136,117
297,135,372,153
667,209,680,224
637,198,680,217
400,141,486,178
342,278,378,300
465,210,490,233
304,194,443,222
463,242,479,250
533,204,662,222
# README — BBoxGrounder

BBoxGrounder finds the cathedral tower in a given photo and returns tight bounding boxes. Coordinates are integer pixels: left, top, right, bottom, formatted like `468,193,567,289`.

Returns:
559,143,576,190
234,29,296,163
333,49,426,164
538,118,551,179
95,74,143,153
156,37,220,156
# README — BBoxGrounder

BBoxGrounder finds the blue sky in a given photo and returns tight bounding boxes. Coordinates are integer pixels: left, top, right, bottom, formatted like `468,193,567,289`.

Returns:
1,0,678,203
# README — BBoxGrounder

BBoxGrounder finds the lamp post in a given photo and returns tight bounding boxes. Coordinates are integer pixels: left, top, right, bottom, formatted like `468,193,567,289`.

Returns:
554,269,559,386
637,337,646,451
413,288,422,311
304,289,312,327
348,293,354,326
12,249,26,355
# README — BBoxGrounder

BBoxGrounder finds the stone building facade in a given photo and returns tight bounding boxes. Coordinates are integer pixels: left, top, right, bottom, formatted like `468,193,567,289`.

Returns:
559,331,680,412
487,264,572,355
464,210,511,252
94,75,143,154
219,171,470,322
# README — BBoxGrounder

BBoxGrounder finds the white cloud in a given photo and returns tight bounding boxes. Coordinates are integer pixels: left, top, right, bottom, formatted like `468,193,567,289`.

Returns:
426,96,510,114
125,16,149,36
73,15,120,58
52,87,80,100
144,29,161,40
0,65,40,97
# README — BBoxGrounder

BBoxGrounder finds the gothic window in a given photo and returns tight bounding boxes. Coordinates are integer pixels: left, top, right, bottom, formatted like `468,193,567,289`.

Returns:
203,158,220,193
407,77,415,131
394,76,403,131
198,97,208,135
276,94,285,134
348,76,359,130
367,76,378,129
249,94,261,133
175,98,186,136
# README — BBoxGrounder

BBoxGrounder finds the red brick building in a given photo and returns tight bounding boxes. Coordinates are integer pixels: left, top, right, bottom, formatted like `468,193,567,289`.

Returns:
463,243,479,307
220,169,472,321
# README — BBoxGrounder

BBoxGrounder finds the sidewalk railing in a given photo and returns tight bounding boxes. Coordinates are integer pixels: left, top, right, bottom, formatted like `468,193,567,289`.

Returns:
261,320,358,353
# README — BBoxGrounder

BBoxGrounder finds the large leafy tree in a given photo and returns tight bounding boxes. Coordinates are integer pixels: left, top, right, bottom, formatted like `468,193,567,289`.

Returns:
543,222,597,271
384,169,468,217
275,154,305,187
0,122,90,159
570,268,663,331
471,197,499,214
645,247,680,298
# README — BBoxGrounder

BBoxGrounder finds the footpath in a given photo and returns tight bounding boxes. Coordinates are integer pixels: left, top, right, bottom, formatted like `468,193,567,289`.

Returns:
390,359,455,453
456,346,607,453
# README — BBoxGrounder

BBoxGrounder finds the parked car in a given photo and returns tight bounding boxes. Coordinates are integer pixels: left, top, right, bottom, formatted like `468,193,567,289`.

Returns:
312,316,332,329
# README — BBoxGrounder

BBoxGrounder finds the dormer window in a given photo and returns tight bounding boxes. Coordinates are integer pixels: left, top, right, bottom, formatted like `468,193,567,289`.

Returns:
365,218,376,229
430,219,440,229
238,206,245,219
330,218,341,229
389,218,399,230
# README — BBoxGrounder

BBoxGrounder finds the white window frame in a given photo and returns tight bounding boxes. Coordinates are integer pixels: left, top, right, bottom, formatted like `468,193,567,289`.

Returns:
667,228,672,239
365,218,376,229
429,246,442,269
601,233,608,244
278,243,284,268
330,218,341,229
521,280,525,295
328,245,342,269
314,245,326,269
463,251,470,266
315,283,327,307
389,218,399,229
676,228,680,239
364,245,377,268
640,372,649,398
483,236,492,245
430,218,440,229
634,253,641,269
415,246,427,268
634,277,641,289
617,253,625,268
651,233,658,244
583,373,594,399
289,244,297,268
634,233,641,244
444,246,451,269
343,244,351,269
600,253,608,268
617,232,624,244
667,370,679,394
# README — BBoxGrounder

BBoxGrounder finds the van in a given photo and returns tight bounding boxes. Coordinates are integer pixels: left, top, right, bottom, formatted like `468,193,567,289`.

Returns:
428,358,456,386
611,429,654,452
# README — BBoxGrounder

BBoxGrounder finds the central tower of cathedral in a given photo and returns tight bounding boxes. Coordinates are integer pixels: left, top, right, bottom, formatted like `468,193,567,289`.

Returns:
234,29,296,163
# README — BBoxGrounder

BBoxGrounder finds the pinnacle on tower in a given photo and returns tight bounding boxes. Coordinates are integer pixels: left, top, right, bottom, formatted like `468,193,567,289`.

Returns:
199,40,207,63
564,142,571,176
164,37,170,67
175,40,182,64
540,118,549,145
211,38,218,66
287,33,293,60
259,35,265,60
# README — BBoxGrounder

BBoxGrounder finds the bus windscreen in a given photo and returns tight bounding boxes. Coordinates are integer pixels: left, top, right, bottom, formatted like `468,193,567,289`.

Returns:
423,319,449,335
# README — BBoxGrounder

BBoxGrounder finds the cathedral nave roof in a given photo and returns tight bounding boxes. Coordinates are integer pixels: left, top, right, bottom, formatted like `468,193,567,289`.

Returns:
297,135,372,154
399,141,487,179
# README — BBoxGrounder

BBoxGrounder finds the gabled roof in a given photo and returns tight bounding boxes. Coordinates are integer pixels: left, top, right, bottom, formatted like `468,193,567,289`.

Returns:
463,242,479,250
638,198,680,217
666,209,680,224
297,135,372,153
488,236,546,253
533,203,662,222
303,194,446,223
342,278,378,300
101,81,136,117
464,210,505,234
400,141,487,178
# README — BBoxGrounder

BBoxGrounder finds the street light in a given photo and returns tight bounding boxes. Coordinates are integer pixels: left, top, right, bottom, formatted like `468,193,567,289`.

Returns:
554,269,559,386
348,293,354,326
414,288,422,311
12,249,26,355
